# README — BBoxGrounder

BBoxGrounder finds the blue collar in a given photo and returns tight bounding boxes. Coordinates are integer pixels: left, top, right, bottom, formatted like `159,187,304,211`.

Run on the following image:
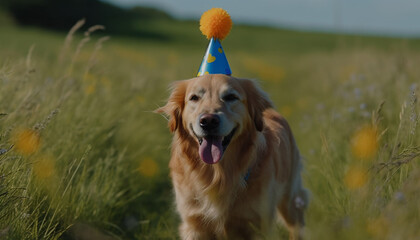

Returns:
244,168,251,182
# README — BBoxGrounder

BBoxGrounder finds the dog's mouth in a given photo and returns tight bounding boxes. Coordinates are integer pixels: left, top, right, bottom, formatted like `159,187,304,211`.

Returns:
193,127,236,164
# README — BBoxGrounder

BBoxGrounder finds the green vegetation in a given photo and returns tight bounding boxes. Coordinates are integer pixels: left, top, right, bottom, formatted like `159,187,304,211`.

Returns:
1,0,172,39
1,12,419,239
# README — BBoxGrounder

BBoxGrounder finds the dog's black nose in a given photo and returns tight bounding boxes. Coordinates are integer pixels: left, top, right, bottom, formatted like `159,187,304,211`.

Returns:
200,114,220,131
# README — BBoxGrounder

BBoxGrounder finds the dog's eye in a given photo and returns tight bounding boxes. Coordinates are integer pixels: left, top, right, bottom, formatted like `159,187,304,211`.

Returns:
189,95,200,102
223,94,239,102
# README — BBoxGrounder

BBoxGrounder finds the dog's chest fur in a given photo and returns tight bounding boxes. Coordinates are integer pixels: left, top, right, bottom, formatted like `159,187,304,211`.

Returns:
169,132,284,236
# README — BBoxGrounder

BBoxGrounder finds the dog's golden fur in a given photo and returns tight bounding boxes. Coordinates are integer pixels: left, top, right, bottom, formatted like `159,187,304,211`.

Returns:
157,74,308,240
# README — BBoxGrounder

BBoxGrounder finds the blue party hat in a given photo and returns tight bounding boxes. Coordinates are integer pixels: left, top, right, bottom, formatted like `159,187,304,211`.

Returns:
197,8,233,76
197,38,232,76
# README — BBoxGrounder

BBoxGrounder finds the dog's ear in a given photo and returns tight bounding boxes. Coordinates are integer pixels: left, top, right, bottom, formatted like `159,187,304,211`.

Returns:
155,80,188,132
240,79,273,131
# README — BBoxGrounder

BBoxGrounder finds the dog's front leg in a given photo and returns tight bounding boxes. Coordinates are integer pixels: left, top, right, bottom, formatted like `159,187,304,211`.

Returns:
173,182,215,240
179,220,216,240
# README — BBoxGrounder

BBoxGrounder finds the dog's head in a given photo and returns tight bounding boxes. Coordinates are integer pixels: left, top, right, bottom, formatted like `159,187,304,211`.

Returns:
156,74,272,164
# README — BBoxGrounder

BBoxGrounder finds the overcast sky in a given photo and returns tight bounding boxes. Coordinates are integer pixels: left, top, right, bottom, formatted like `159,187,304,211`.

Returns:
103,0,420,37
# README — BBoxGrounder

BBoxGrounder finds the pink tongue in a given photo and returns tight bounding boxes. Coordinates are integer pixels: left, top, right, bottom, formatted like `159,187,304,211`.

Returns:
199,136,223,164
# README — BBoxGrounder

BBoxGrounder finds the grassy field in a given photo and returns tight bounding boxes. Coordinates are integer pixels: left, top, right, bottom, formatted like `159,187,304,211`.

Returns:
1,13,420,239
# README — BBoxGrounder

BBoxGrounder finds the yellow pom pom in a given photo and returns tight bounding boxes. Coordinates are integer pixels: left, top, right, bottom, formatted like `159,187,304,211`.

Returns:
200,8,232,40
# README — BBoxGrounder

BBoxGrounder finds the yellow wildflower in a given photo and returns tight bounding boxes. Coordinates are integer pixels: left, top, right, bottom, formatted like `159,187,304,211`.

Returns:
297,98,309,109
351,126,378,160
83,73,97,95
33,156,55,179
14,129,40,155
85,83,96,95
83,72,96,82
366,216,389,238
138,157,159,177
280,106,292,118
344,165,368,190
241,56,285,83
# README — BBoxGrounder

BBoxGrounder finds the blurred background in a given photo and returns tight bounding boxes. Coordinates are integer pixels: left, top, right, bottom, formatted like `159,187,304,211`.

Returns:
0,0,419,239
2,0,420,36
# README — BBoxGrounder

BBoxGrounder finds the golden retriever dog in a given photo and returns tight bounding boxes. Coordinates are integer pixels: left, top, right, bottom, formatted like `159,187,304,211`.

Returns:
156,74,308,240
